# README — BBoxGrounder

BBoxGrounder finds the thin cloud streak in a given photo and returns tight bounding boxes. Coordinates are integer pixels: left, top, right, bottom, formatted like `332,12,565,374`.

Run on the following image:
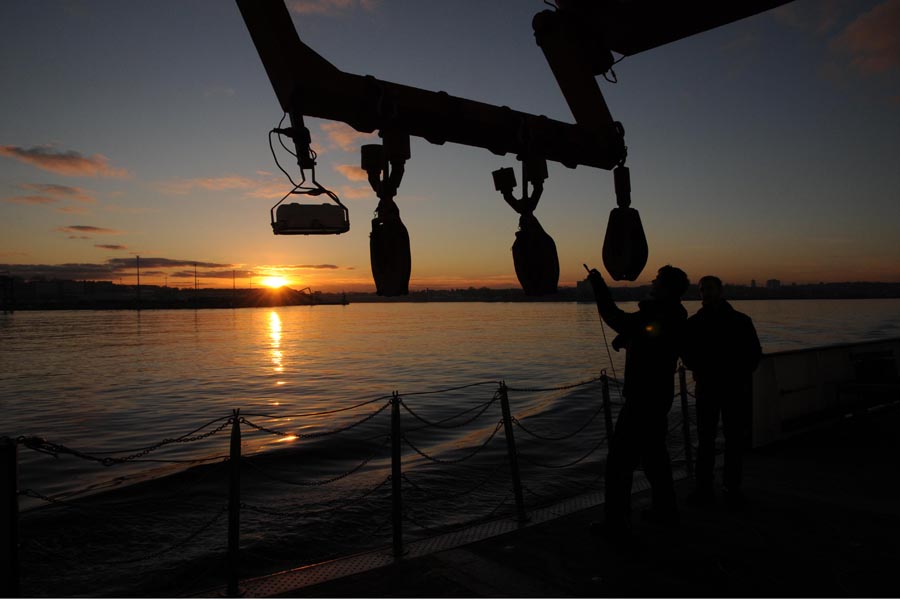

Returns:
288,264,340,270
320,122,376,152
0,257,233,282
157,174,292,201
831,0,900,74
55,225,123,235
772,0,854,34
4,195,58,205
334,164,369,182
287,0,378,17
170,269,243,279
0,145,130,178
157,175,257,195
339,185,373,200
56,205,90,214
19,183,95,203
106,257,231,269
4,183,96,212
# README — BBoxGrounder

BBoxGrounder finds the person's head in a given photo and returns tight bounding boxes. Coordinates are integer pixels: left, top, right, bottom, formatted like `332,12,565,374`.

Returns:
651,265,689,301
698,275,724,307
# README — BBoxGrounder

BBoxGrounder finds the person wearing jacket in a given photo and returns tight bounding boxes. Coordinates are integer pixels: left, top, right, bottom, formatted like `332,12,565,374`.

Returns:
587,264,690,542
683,275,761,507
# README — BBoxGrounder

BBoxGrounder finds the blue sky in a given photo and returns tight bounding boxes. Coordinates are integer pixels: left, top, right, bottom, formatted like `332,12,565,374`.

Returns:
1,0,898,291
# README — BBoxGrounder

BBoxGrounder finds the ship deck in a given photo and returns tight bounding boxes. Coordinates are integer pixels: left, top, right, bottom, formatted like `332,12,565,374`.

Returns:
228,400,900,598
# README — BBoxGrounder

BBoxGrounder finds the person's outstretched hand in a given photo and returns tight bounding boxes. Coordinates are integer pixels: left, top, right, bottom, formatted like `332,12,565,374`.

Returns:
587,268,605,290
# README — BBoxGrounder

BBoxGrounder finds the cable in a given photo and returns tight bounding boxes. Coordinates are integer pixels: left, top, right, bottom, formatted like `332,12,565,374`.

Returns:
276,112,297,157
85,415,232,455
242,394,392,419
269,129,300,188
400,380,500,397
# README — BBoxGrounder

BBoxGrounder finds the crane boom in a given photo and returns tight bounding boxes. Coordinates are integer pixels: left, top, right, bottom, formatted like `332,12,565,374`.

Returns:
234,0,625,170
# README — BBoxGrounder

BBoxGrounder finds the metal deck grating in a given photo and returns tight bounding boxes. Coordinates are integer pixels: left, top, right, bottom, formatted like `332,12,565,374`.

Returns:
199,468,693,597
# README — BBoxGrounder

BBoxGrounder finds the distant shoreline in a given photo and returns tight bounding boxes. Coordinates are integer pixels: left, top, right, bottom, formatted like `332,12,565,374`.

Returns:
2,279,899,312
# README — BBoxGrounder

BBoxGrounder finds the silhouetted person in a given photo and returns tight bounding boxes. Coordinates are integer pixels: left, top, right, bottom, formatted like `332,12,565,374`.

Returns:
683,275,761,507
587,264,690,542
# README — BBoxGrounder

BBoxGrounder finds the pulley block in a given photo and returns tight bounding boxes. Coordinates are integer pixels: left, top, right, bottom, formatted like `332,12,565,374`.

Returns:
370,209,411,296
602,165,648,281
513,214,559,296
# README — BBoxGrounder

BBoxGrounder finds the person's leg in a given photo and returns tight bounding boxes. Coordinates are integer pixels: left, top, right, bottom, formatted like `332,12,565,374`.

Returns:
694,383,720,495
721,383,752,495
641,407,678,521
603,403,639,531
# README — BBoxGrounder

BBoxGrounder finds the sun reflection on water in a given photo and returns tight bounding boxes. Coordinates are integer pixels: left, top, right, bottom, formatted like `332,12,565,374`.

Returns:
268,311,284,374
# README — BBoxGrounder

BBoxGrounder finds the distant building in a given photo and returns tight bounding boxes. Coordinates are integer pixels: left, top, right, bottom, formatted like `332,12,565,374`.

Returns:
751,279,757,288
766,279,781,289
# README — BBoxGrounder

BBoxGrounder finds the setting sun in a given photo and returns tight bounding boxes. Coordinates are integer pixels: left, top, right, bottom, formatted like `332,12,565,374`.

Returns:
261,276,288,289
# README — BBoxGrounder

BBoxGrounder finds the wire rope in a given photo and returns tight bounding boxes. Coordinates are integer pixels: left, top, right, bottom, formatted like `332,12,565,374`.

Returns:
511,403,604,442
517,433,609,469
402,420,503,466
241,394,392,419
399,393,498,430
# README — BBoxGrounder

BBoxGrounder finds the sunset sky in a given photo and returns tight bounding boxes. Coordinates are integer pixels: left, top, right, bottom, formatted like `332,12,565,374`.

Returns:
1,0,898,292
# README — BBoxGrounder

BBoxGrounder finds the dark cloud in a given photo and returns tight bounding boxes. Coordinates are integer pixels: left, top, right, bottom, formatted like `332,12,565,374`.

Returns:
287,264,340,270
0,145,130,178
95,244,128,250
106,257,231,270
170,269,244,279
1,258,347,284
56,225,123,235
1,257,232,281
20,183,95,203
0,262,119,280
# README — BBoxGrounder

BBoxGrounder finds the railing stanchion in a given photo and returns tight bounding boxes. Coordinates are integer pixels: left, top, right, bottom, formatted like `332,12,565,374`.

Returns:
226,410,241,597
601,371,614,440
390,392,403,557
498,382,527,523
1,437,19,597
678,365,694,478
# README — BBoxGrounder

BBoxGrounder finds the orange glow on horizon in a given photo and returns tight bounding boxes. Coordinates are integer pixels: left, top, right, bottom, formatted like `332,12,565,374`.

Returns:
261,276,289,289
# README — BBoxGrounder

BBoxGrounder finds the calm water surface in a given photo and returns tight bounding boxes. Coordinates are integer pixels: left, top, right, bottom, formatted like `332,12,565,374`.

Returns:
1,299,898,596
4,300,898,453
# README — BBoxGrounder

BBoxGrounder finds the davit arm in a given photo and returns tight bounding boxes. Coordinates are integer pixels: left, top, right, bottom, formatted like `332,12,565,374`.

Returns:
234,0,626,171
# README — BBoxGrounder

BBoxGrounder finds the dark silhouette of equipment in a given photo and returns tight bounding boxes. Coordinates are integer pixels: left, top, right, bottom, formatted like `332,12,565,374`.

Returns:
493,157,559,296
603,163,648,281
269,110,349,235
363,133,412,296
236,0,793,291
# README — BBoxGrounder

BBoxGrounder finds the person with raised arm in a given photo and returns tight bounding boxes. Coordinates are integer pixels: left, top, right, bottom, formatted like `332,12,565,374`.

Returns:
585,264,690,543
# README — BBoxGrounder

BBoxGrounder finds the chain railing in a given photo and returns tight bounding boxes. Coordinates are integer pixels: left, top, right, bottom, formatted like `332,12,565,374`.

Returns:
3,370,696,598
